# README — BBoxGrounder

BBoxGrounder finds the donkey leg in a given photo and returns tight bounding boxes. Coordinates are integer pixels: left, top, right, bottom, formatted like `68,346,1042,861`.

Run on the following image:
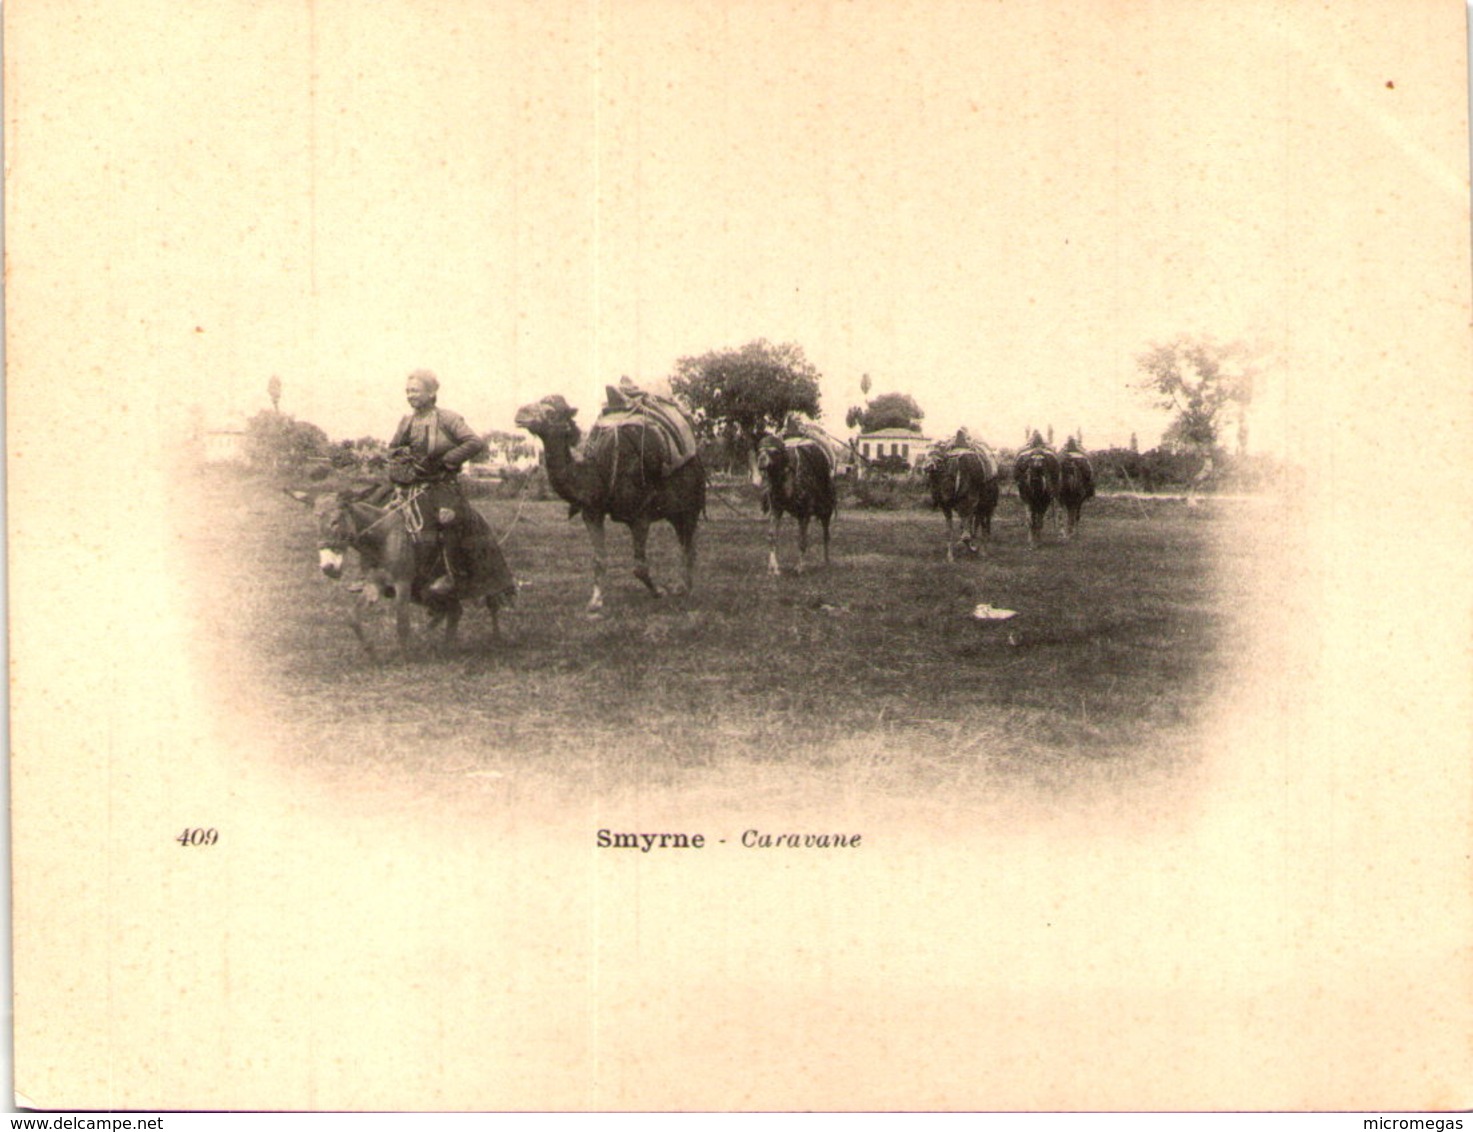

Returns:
443,601,462,648
349,604,379,663
794,516,811,575
820,514,831,567
767,512,782,576
583,514,608,614
944,511,956,562
394,590,414,651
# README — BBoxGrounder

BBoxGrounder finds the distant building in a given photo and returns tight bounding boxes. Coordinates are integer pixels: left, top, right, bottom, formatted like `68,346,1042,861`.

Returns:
855,427,930,469
200,415,249,464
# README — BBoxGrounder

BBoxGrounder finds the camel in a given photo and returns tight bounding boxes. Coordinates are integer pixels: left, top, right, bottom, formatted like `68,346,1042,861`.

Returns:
1057,437,1097,539
924,432,1000,561
515,394,706,614
1014,432,1061,549
756,432,836,575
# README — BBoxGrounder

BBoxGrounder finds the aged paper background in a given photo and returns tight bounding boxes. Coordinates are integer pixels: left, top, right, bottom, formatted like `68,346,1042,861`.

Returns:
7,0,1471,1112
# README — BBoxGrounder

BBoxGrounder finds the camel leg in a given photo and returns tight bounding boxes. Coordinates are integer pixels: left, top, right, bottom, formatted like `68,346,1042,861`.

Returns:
629,517,665,598
767,511,782,576
673,517,698,595
583,514,608,614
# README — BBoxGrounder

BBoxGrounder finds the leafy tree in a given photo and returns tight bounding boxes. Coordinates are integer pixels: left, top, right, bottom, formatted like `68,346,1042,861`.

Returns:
267,375,282,413
244,410,329,473
696,431,753,477
480,429,535,466
847,392,925,433
669,340,822,461
1136,336,1258,458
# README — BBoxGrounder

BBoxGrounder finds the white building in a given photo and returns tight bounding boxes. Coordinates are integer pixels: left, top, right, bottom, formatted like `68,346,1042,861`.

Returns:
855,427,930,469
200,413,249,464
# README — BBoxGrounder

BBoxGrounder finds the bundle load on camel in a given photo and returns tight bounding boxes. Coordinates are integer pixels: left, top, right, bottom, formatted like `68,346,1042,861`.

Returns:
594,377,699,476
779,414,845,472
921,428,998,479
1059,436,1096,492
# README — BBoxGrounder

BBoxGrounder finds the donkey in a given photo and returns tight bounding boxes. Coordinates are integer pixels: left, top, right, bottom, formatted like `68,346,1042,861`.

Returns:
290,488,508,659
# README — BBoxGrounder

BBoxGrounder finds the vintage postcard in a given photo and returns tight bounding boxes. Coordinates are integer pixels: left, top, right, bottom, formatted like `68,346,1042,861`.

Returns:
6,0,1471,1113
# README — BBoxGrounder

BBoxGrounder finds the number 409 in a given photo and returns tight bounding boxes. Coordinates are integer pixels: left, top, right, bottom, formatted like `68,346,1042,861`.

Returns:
176,828,219,847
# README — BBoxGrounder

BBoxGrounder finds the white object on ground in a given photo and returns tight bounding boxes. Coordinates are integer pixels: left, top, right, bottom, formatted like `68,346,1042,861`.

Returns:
972,603,1017,620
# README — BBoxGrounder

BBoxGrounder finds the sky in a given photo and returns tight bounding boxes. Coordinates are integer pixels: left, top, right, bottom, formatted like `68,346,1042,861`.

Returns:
6,0,1470,455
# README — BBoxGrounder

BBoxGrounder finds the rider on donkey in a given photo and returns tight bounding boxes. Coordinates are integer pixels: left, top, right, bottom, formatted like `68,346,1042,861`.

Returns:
387,370,514,602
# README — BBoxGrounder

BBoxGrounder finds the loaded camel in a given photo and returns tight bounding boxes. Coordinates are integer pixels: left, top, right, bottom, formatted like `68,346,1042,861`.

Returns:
1057,436,1097,539
923,429,1001,561
515,391,706,614
756,422,837,575
1014,431,1062,549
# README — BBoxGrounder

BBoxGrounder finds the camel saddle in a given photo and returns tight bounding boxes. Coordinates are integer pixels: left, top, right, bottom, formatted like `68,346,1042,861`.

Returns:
923,437,997,479
594,385,699,474
782,434,835,474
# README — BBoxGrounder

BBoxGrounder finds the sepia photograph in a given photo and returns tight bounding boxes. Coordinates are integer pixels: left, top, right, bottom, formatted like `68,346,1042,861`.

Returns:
6,0,1471,1114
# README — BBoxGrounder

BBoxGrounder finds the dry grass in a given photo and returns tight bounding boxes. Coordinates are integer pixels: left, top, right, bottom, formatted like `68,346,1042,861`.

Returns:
183,469,1273,815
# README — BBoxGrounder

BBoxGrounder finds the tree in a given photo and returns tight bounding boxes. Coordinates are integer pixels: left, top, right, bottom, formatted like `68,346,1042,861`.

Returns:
847,392,925,434
669,339,822,462
267,375,282,413
1136,336,1258,459
244,409,329,473
481,429,536,467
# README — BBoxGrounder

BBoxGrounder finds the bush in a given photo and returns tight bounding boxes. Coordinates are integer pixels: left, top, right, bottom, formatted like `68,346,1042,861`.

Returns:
244,411,330,474
843,472,928,511
869,454,912,476
460,466,553,501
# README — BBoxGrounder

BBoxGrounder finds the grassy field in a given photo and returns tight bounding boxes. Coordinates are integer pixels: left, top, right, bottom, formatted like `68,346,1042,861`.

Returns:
184,468,1275,814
